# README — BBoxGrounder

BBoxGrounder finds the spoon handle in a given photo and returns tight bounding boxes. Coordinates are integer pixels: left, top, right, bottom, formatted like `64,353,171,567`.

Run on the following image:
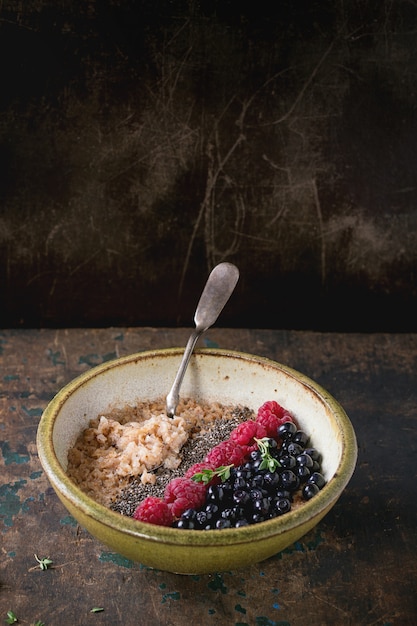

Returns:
166,262,239,417
166,329,201,418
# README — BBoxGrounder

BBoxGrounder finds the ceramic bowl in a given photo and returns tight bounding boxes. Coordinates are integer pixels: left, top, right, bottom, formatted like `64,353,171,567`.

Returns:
36,348,357,574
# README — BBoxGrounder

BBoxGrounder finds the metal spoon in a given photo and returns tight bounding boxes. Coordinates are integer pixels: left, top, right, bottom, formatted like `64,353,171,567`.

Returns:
166,262,239,417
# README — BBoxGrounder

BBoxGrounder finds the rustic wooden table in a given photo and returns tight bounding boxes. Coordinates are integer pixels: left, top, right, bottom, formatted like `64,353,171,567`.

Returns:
1,328,416,625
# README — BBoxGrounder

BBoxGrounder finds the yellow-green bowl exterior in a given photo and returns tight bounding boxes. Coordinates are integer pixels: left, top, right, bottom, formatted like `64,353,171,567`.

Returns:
36,348,357,574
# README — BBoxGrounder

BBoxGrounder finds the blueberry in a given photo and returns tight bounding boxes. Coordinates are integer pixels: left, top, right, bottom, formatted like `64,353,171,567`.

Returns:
279,454,296,469
175,518,195,529
205,503,219,519
307,471,326,489
231,505,246,519
245,458,263,471
271,497,291,516
285,442,304,456
234,467,251,479
232,476,245,491
253,497,270,516
275,489,292,500
249,449,262,461
206,485,220,501
233,489,250,506
218,482,233,499
277,421,297,439
296,453,314,468
266,437,278,450
280,469,300,491
195,510,209,527
181,508,197,520
235,519,249,527
305,447,321,462
295,465,311,482
250,474,266,489
302,483,320,500
216,518,232,529
263,471,280,489
293,430,309,447
220,507,232,518
249,487,265,501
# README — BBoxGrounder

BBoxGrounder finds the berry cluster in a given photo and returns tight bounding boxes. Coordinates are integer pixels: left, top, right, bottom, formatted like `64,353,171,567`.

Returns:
133,401,326,529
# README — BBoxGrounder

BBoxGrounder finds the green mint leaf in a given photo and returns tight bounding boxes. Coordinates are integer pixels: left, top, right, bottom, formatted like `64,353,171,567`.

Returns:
191,464,233,484
219,465,232,481
191,469,213,484
254,437,280,473
6,611,18,625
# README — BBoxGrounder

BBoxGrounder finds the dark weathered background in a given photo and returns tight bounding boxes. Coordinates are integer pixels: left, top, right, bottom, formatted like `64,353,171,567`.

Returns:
1,1,416,331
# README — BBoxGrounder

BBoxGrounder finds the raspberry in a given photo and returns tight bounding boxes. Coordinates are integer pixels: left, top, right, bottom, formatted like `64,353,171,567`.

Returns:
164,477,207,518
256,412,281,438
133,496,173,526
205,440,246,468
257,400,286,420
230,420,267,454
256,401,294,437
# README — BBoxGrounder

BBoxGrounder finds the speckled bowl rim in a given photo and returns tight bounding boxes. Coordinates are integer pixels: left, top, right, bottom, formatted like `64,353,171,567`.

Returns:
37,348,357,548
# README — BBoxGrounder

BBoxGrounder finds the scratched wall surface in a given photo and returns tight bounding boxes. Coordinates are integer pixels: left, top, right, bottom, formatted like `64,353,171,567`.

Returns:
1,1,417,331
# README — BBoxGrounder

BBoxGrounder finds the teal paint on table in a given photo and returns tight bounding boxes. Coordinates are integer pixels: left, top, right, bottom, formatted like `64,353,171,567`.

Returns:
203,338,219,348
271,587,280,610
161,591,181,603
78,352,118,367
0,441,30,465
78,353,102,366
60,515,78,527
46,349,66,366
98,551,134,568
255,618,290,626
21,406,43,418
0,479,31,528
207,572,229,593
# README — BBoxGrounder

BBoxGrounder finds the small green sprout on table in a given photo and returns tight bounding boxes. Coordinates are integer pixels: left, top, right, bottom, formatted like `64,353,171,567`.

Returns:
34,555,53,571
